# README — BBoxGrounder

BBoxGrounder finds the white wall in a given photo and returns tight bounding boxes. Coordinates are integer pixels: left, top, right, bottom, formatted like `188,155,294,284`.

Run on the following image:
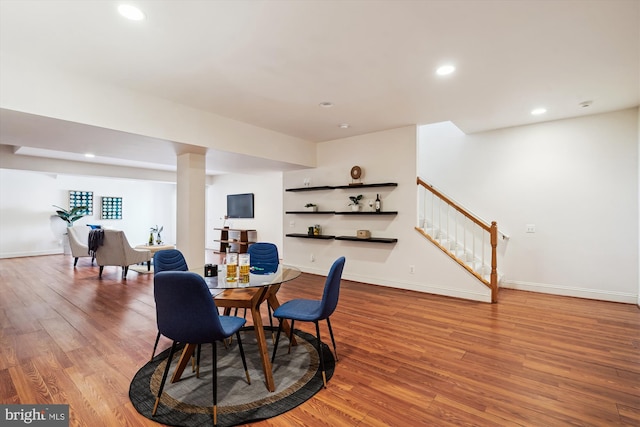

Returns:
0,169,176,258
419,108,639,303
284,126,491,302
207,172,284,256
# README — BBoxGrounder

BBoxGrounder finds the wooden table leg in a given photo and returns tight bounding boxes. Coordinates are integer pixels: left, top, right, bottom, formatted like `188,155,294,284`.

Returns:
170,343,196,383
249,301,276,392
213,287,276,391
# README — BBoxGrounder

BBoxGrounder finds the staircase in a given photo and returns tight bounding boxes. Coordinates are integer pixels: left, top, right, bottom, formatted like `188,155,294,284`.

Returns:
415,177,502,302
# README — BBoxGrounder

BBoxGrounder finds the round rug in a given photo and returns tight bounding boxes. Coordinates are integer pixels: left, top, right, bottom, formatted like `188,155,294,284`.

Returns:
129,328,335,427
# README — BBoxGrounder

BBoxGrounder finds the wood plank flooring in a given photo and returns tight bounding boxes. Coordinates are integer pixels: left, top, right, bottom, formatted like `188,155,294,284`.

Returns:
0,254,638,426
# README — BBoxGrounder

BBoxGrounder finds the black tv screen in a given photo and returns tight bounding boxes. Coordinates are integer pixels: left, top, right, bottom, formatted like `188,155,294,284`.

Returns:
227,193,254,218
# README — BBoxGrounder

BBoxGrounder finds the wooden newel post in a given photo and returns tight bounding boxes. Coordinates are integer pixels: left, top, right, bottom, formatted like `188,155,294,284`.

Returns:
490,221,498,303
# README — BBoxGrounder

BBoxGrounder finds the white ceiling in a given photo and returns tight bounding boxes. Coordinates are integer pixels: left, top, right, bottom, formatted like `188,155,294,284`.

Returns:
1,0,638,174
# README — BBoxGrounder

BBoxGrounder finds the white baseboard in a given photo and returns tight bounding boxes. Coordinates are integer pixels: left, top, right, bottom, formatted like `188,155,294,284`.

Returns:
503,280,637,304
0,249,62,259
288,264,492,303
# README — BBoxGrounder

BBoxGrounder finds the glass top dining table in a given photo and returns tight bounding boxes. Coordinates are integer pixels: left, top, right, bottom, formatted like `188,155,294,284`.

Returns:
175,264,302,392
193,264,302,291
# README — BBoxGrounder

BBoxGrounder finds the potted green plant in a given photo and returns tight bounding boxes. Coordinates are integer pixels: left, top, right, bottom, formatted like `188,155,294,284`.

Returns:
348,195,363,211
304,203,318,212
53,205,87,227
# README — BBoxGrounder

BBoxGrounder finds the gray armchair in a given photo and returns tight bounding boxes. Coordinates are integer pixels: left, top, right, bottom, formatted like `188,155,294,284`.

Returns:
67,225,94,267
95,230,151,279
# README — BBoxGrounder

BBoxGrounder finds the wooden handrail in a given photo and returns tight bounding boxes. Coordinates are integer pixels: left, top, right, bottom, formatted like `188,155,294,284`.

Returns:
417,177,490,232
416,177,499,302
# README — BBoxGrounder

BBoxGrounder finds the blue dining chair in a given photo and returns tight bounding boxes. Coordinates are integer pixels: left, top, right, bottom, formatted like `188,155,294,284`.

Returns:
149,249,189,361
152,271,250,426
247,242,279,274
246,242,280,332
154,249,188,273
271,256,346,388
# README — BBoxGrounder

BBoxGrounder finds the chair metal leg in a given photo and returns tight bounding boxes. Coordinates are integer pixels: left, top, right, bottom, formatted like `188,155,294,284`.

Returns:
99,266,104,278
235,331,251,384
326,317,338,361
287,319,295,355
150,331,161,361
315,321,327,388
153,341,177,416
196,344,201,378
267,303,275,342
212,341,217,426
271,319,283,363
73,257,79,267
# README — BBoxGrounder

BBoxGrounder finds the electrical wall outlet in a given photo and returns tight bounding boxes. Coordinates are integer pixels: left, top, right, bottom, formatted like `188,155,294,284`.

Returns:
409,265,415,274
310,253,315,262
526,224,536,233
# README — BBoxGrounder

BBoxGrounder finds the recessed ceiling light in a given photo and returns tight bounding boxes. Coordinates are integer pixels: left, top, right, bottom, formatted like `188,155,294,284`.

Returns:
118,4,145,21
338,123,350,129
84,153,95,158
436,65,456,76
319,102,334,108
531,108,547,116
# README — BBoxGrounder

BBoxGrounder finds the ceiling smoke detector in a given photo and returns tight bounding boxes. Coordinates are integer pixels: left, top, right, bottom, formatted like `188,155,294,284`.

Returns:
579,100,593,108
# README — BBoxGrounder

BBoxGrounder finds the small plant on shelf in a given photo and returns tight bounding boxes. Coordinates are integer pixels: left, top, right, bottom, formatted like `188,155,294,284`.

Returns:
348,195,363,205
348,195,363,211
304,203,318,212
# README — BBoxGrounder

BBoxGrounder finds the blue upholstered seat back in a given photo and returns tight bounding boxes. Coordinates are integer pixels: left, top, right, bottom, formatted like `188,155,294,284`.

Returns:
247,242,279,274
318,256,346,320
154,249,188,273
154,271,238,343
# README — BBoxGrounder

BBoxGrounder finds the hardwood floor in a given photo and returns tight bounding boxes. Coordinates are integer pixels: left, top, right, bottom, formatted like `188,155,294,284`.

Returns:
1,254,638,426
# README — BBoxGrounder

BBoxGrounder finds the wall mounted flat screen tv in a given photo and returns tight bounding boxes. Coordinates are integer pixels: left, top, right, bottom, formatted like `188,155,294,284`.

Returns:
227,193,254,218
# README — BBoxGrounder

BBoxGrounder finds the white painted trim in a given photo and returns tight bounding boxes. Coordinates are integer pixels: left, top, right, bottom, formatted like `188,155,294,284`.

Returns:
503,280,637,304
0,249,62,259
287,263,492,303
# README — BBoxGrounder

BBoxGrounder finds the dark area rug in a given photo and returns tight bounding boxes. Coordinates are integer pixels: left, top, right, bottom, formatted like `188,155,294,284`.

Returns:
129,328,335,427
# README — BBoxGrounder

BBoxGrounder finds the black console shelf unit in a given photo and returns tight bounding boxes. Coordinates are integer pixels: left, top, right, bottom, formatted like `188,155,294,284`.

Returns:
285,182,399,244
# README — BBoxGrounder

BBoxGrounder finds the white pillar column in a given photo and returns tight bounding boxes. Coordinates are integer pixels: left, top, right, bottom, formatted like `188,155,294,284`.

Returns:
176,152,206,268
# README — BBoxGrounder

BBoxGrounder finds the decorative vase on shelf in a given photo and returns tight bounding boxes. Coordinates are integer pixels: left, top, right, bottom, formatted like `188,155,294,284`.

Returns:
351,204,361,212
148,233,154,245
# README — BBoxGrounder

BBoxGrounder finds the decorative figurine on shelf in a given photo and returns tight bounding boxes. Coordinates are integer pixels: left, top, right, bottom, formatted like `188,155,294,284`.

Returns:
150,225,163,245
349,165,364,186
